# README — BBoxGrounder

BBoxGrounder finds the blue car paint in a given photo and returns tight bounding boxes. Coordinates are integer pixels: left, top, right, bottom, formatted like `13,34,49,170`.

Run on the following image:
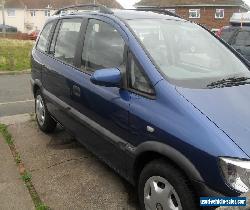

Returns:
128,79,247,193
176,85,250,157
90,68,122,87
31,11,250,198
39,46,132,176
112,13,248,193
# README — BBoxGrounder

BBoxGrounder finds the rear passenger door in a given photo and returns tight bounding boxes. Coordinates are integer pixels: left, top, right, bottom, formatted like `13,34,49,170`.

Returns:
231,29,250,61
32,21,55,87
42,18,84,127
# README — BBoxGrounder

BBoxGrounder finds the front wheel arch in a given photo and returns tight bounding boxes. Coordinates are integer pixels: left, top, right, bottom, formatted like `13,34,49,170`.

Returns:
133,142,203,185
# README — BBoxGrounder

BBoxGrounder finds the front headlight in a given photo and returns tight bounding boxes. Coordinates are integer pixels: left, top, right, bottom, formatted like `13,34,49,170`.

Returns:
219,157,250,193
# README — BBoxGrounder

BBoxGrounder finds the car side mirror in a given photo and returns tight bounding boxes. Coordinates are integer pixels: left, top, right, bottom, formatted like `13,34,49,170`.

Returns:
90,68,121,87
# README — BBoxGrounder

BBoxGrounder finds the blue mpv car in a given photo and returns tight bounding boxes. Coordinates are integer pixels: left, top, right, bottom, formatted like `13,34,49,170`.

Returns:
31,4,250,210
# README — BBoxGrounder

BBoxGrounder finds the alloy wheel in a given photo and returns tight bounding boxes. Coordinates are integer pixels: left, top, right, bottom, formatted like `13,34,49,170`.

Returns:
36,95,45,126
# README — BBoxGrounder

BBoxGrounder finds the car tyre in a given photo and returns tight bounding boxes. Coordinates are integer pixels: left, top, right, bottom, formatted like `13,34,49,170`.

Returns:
138,159,199,210
35,90,57,133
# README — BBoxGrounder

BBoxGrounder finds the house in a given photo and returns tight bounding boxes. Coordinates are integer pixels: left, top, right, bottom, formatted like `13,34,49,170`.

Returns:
135,0,249,29
0,0,122,33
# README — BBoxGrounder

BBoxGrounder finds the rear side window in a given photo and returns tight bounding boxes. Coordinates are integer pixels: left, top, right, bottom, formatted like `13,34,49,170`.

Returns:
81,19,125,72
234,31,250,46
54,18,82,65
37,22,53,53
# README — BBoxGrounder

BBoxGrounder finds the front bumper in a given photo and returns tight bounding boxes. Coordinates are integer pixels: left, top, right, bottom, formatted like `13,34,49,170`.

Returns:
191,179,241,197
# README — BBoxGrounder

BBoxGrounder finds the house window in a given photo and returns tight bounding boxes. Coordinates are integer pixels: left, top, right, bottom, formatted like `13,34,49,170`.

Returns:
30,10,36,17
166,9,176,14
7,9,15,17
45,10,51,17
215,9,224,19
189,9,200,18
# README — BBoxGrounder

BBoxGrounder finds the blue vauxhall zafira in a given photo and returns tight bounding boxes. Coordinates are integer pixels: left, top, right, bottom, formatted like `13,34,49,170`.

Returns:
31,5,250,210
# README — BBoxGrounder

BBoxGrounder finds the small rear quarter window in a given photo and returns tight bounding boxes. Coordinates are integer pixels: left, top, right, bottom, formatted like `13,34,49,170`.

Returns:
37,21,54,53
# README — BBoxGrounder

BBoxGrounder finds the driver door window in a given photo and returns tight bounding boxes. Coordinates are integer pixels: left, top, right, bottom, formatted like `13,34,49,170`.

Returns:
81,19,125,72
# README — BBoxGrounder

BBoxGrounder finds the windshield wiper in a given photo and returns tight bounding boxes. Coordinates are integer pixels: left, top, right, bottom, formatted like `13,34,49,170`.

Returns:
207,77,250,89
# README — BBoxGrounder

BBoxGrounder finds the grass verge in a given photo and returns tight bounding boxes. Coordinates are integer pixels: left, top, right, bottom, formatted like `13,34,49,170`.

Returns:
0,38,34,71
0,123,50,210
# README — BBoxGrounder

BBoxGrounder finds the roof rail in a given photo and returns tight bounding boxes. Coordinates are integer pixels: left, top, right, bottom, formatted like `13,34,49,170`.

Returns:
53,4,114,16
134,8,181,18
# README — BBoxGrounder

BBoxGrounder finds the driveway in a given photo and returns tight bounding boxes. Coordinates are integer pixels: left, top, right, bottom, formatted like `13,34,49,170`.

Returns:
0,74,33,117
8,120,139,210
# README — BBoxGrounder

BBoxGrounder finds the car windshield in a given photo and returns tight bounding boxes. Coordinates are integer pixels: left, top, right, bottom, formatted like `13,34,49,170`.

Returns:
127,19,250,88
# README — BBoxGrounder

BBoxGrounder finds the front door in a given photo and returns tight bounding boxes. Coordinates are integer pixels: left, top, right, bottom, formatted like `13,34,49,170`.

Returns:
66,18,130,175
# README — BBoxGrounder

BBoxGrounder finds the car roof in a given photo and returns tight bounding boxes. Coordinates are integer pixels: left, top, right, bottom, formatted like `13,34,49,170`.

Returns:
112,9,181,21
48,8,182,23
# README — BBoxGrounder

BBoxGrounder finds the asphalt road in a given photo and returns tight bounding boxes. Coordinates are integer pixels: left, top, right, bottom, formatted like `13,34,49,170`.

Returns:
0,74,34,117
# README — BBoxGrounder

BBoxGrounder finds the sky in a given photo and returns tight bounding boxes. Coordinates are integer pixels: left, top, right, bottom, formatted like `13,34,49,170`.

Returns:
244,0,250,7
117,0,250,9
116,0,140,9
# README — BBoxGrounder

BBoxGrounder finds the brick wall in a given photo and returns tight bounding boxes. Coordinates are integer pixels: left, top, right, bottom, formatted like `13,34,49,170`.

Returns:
175,6,244,29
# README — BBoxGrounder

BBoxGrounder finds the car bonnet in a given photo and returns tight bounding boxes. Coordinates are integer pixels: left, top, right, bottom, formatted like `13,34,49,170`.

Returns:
176,84,250,158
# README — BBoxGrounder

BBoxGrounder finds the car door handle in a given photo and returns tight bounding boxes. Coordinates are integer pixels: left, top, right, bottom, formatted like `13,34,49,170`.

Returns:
72,85,81,97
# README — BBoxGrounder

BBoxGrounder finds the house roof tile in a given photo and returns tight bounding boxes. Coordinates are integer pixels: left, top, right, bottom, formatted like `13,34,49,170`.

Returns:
136,0,247,7
5,0,122,9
